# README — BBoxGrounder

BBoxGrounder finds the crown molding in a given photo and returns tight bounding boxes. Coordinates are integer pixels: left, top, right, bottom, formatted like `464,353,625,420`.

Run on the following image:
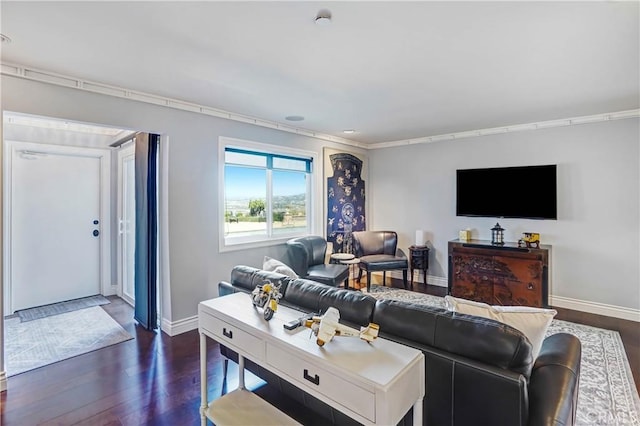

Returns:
0,62,366,149
2,62,637,151
369,109,640,149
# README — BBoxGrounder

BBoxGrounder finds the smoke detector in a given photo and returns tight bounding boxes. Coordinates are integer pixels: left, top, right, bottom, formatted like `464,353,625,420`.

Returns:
315,9,332,26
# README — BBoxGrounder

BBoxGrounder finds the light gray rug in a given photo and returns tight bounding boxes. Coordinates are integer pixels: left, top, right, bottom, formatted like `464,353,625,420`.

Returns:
5,305,133,376
16,294,110,322
363,285,640,426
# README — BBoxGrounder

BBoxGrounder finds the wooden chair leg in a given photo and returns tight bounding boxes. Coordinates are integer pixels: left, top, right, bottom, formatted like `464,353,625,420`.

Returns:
357,268,363,283
403,269,408,289
366,271,372,292
382,271,386,286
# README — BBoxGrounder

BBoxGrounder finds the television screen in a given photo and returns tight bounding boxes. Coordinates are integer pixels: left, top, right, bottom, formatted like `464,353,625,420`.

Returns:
456,165,557,220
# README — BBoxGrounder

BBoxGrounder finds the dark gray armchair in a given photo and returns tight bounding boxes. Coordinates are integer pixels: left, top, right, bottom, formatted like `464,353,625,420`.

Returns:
352,230,408,292
286,236,349,288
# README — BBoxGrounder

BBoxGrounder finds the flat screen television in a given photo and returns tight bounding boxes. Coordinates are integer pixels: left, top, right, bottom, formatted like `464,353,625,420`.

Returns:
456,165,557,220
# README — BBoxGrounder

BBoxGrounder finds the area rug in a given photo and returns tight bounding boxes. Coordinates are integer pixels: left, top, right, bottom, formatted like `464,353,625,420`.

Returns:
363,285,640,426
5,305,133,376
16,294,110,322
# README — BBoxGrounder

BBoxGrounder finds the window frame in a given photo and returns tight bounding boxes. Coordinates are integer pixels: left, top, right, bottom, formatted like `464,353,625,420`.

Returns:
218,136,321,252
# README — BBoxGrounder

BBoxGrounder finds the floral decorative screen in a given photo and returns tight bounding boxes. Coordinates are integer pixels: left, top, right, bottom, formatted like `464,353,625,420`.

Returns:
326,152,366,254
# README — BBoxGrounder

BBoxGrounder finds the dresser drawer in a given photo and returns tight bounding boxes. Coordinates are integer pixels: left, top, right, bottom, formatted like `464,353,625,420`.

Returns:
266,343,375,422
200,311,264,361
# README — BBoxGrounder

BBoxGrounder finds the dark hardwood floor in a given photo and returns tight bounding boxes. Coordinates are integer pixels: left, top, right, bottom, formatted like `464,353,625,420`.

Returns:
1,280,638,425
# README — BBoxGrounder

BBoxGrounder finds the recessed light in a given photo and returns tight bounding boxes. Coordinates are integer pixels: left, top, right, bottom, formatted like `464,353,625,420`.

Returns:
0,34,12,43
285,115,305,121
343,129,356,134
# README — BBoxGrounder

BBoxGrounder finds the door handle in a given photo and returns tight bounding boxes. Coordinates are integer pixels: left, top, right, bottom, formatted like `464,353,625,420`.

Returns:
93,229,100,237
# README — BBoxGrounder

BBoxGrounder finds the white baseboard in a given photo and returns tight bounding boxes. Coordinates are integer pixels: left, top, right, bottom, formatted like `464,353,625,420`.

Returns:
0,370,7,392
426,275,448,288
386,270,447,288
550,295,640,322
161,315,198,336
103,284,117,297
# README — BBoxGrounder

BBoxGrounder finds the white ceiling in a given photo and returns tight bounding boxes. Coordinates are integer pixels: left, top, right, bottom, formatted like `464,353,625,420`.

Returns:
1,1,638,145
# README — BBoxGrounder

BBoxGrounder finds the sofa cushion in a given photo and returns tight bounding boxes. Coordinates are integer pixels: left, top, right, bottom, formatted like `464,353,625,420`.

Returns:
306,263,349,286
263,256,298,279
283,279,376,326
444,296,557,361
373,299,534,375
281,279,329,312
359,254,408,271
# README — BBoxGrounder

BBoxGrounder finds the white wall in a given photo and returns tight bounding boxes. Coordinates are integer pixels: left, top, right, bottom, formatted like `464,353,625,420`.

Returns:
2,74,638,328
0,75,365,324
368,119,640,314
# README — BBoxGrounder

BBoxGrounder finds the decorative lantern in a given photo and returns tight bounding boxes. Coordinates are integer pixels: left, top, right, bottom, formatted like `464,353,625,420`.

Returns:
491,223,505,245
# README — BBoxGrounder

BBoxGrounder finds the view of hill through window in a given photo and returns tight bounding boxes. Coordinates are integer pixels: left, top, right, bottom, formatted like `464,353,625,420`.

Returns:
224,166,308,237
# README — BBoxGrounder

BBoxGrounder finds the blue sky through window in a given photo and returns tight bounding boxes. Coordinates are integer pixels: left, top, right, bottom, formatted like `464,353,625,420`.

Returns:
225,166,265,199
225,166,305,199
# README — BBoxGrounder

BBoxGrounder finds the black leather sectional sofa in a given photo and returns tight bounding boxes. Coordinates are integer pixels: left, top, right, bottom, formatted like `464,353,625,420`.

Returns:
218,265,582,426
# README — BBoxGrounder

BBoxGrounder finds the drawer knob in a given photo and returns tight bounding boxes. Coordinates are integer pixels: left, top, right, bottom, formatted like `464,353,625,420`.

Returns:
528,283,534,290
223,328,233,339
303,369,320,386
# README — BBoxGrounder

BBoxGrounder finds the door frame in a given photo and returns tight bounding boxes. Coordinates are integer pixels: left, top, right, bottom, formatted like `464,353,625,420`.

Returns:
3,140,112,314
116,140,135,306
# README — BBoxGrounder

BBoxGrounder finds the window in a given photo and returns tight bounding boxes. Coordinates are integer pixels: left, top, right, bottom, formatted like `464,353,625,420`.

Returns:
220,138,317,250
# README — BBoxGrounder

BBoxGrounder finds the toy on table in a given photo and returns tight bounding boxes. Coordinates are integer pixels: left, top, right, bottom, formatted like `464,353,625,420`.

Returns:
518,232,540,248
303,306,379,347
251,280,282,321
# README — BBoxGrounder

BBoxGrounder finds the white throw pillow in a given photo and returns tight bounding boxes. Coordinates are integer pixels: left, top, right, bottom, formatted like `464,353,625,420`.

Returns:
263,256,298,279
444,295,557,361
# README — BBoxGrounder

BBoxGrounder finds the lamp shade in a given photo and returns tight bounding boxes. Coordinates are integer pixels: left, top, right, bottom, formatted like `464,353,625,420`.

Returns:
415,230,425,246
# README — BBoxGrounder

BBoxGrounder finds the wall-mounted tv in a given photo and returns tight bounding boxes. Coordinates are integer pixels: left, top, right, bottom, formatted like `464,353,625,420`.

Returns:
456,165,557,220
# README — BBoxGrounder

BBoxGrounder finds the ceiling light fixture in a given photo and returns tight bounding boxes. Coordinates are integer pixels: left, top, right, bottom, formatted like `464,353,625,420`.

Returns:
343,129,356,134
315,9,332,26
0,34,12,43
285,115,305,121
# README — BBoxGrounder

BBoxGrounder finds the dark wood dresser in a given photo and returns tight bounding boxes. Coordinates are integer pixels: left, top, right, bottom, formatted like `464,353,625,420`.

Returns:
448,239,550,308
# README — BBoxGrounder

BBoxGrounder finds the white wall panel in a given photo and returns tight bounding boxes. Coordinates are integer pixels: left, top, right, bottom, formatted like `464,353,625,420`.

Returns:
369,119,640,311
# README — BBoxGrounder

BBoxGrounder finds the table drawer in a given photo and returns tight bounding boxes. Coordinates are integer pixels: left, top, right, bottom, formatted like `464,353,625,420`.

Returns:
266,343,375,422
200,311,264,361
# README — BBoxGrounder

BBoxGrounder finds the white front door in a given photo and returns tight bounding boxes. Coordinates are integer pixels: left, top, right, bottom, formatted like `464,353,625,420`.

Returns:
117,142,136,306
5,141,109,312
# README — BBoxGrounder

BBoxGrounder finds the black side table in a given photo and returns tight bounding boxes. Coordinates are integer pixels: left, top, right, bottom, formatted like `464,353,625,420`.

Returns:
409,245,430,287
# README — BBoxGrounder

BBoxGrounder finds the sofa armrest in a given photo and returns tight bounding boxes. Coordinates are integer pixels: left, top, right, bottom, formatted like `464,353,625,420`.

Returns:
396,248,407,258
528,333,582,426
218,281,248,297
